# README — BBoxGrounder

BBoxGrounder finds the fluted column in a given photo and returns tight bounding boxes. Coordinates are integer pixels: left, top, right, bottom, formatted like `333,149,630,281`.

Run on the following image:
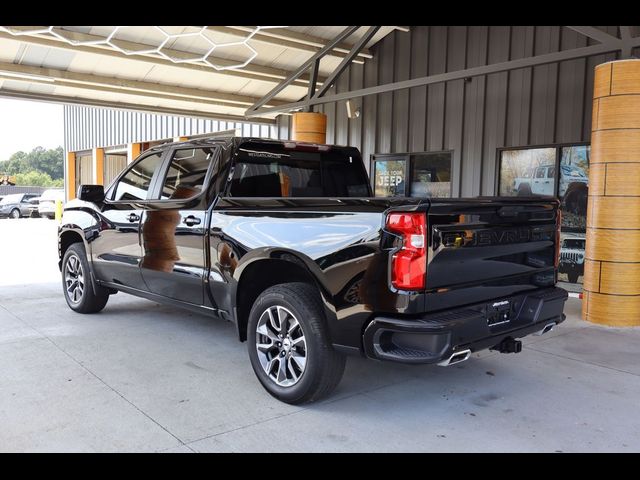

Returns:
291,112,327,144
583,59,640,326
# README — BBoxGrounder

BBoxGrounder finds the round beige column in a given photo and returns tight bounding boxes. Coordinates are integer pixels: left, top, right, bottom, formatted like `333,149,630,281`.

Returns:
291,112,327,143
583,59,640,326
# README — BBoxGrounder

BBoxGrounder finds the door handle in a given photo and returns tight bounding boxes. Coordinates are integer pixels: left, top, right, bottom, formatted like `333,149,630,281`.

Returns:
127,213,140,222
183,215,201,226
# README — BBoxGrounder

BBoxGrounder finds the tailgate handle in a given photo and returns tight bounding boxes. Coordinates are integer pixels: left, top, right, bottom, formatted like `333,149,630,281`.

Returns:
497,206,524,217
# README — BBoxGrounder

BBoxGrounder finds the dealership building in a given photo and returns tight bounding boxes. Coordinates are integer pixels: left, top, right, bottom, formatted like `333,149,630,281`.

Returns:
1,25,639,325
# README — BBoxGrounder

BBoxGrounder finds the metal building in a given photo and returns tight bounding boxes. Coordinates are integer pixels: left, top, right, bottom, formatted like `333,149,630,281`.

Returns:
2,25,640,307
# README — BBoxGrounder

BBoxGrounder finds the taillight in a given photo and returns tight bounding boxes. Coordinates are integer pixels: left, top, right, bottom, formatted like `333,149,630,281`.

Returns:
555,209,562,268
386,212,427,290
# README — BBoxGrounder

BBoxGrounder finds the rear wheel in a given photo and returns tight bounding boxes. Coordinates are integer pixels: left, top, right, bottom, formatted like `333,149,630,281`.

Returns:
247,282,346,404
517,183,532,196
9,209,20,219
62,242,109,313
568,272,579,283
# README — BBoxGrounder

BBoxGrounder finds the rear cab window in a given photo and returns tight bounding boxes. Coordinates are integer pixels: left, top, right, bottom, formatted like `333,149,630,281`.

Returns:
229,141,370,197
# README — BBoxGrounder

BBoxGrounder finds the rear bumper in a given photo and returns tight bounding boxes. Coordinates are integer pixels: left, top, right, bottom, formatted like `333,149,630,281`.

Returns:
39,204,55,214
363,287,568,364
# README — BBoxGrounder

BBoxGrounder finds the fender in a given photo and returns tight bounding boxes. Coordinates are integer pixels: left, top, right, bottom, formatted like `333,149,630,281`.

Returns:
230,247,340,342
58,204,104,296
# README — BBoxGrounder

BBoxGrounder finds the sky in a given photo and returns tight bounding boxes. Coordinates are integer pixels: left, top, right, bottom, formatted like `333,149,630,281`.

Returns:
0,98,64,160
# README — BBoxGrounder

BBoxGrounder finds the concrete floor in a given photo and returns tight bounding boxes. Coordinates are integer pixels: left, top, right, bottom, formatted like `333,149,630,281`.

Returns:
1,218,640,452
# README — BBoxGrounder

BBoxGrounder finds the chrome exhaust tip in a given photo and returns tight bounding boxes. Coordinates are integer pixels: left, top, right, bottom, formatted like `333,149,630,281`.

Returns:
437,349,471,367
534,322,556,336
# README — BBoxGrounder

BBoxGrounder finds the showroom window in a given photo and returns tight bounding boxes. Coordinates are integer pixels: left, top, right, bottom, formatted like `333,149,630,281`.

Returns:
498,144,590,289
372,151,452,198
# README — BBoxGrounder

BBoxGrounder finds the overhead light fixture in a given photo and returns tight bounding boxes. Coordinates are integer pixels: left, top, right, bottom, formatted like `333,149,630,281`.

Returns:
0,25,288,72
0,71,55,82
346,99,360,119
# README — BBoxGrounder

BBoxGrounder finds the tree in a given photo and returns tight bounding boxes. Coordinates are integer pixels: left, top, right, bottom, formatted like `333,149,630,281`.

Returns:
0,146,64,180
14,171,63,187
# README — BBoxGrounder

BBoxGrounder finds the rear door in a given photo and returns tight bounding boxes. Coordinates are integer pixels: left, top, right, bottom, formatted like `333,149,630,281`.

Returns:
139,146,219,305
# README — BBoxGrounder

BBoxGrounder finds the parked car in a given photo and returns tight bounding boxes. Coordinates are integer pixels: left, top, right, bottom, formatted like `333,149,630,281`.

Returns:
559,235,586,284
513,164,589,216
58,137,568,404
27,196,41,217
514,165,556,196
0,193,39,218
38,188,65,219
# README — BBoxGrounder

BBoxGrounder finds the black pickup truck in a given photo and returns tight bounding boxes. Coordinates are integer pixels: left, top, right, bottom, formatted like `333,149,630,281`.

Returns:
58,137,567,404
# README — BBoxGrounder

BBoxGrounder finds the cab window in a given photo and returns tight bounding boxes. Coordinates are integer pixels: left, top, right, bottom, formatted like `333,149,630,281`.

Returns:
112,152,163,201
157,147,216,200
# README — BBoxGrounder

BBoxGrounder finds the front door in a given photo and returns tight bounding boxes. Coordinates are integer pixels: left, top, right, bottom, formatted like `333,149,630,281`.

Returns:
91,150,165,289
140,146,217,305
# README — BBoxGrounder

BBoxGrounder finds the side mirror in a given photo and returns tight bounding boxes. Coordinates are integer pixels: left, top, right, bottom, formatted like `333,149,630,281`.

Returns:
78,184,105,203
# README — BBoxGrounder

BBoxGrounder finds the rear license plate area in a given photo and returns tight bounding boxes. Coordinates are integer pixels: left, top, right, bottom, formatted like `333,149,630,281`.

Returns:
487,300,512,327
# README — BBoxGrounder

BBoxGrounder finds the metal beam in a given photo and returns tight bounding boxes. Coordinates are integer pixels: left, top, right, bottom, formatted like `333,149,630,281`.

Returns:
0,31,322,88
245,26,361,113
0,88,276,124
210,26,372,62
247,39,640,117
0,61,284,108
619,26,634,58
313,26,380,99
305,58,320,111
567,26,620,45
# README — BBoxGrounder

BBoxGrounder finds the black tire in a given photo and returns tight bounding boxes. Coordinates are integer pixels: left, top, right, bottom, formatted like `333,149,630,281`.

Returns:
9,208,20,219
517,183,532,196
62,242,109,313
247,282,346,405
568,272,579,284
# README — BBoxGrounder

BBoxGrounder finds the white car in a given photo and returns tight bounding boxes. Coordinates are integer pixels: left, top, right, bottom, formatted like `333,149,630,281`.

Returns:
513,165,556,196
37,189,65,219
512,164,589,215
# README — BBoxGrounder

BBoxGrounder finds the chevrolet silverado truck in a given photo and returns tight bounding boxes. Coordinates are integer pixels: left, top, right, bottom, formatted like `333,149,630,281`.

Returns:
58,137,567,404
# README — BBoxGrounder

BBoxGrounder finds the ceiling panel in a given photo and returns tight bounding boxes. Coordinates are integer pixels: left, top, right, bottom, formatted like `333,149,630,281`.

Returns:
0,26,400,119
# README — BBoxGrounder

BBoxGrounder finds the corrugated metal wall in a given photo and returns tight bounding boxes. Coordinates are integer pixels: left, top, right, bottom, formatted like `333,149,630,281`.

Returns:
276,26,623,197
64,105,277,153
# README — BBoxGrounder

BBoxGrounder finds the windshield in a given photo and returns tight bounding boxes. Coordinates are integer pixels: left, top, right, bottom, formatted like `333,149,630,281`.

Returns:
0,194,21,205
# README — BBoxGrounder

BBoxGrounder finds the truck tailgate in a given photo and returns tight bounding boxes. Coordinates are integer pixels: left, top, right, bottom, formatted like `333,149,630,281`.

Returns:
424,197,559,310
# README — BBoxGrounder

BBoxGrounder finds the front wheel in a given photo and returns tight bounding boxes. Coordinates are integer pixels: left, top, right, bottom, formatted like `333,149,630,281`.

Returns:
247,282,346,404
9,209,20,219
62,242,109,313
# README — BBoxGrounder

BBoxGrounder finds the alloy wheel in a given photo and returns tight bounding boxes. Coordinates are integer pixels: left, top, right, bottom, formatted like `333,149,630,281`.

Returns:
255,305,307,387
64,254,85,304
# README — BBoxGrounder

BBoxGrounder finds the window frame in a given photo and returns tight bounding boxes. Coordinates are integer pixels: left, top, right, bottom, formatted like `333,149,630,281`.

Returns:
495,142,590,198
104,148,169,204
150,146,221,203
370,150,454,198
